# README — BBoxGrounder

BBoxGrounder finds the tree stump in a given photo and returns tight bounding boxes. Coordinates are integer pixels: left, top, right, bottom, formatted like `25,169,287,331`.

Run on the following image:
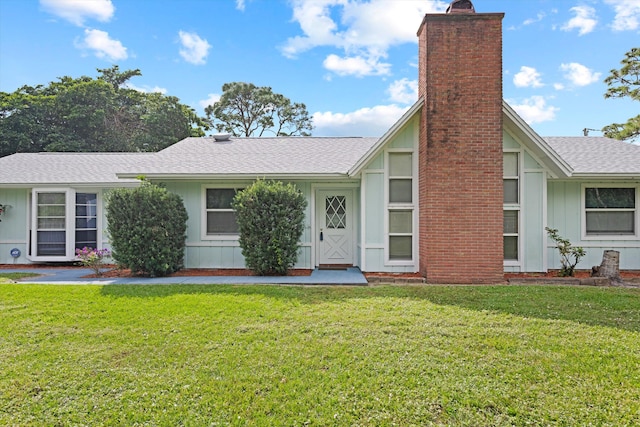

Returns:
591,250,622,283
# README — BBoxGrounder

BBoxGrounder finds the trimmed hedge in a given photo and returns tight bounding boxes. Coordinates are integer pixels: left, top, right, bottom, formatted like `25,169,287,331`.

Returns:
233,180,307,275
106,181,188,277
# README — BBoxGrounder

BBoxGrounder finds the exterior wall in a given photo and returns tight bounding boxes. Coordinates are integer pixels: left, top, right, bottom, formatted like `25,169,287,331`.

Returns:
360,116,419,273
0,188,30,264
547,181,640,270
503,131,547,273
418,12,505,283
161,180,315,269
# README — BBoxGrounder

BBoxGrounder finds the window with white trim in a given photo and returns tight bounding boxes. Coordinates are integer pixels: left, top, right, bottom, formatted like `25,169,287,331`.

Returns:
585,187,636,236
388,152,414,262
503,152,519,261
205,188,241,235
31,189,99,260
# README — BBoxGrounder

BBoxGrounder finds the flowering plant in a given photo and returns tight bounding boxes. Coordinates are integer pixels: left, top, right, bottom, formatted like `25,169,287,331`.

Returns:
75,247,111,276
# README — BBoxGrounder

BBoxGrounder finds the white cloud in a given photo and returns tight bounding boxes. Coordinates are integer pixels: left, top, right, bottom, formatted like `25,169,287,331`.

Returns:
509,96,559,124
523,12,546,26
125,83,167,94
323,53,391,77
77,28,127,61
560,62,601,86
313,104,410,136
282,0,448,76
387,78,418,104
236,0,246,11
605,0,640,31
178,31,211,65
561,6,598,35
513,66,544,88
554,82,565,91
40,0,114,26
199,93,221,110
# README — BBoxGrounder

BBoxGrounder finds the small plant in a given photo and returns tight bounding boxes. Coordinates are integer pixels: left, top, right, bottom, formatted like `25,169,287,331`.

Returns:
75,247,111,276
545,227,586,277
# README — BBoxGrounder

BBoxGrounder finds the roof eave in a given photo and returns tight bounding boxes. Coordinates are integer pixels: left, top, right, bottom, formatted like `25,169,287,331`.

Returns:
502,101,574,179
117,172,355,181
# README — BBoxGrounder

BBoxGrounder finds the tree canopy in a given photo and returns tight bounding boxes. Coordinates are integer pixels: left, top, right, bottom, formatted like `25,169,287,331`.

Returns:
205,82,313,137
602,47,639,142
0,66,208,157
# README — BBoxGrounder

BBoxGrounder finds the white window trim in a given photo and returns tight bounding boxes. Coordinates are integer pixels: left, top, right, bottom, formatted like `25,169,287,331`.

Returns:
384,150,417,266
201,184,245,241
581,184,639,241
503,150,522,267
28,188,103,262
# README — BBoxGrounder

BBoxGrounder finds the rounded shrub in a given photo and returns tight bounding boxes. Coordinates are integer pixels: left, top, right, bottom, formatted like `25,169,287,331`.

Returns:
106,181,188,277
232,180,307,275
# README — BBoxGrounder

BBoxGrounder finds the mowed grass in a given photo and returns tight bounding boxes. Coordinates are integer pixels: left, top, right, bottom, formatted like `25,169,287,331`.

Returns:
1,284,639,426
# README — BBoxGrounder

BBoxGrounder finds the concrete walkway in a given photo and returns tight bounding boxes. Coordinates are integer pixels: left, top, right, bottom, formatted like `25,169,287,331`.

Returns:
1,267,369,286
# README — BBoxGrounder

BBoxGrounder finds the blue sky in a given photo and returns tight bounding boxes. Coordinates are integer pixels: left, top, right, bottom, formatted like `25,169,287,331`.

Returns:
0,0,638,138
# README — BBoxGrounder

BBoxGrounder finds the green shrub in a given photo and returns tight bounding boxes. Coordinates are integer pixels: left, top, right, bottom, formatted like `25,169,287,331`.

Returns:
106,181,188,277
233,180,307,275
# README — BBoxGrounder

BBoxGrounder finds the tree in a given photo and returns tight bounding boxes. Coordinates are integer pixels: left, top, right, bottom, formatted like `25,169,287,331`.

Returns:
0,66,208,157
602,47,640,142
232,180,307,275
105,180,188,277
205,82,313,137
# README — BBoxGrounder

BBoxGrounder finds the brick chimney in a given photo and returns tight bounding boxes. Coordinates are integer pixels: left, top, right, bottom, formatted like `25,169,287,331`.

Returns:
417,1,505,284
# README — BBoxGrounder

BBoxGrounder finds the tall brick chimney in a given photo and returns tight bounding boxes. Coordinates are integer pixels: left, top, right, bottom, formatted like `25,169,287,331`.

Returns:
417,1,505,284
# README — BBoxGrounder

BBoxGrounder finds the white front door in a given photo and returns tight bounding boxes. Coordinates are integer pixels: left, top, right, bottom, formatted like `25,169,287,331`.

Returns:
316,190,354,266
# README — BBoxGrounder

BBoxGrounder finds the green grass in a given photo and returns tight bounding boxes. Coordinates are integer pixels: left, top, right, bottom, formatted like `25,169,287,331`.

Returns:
1,284,639,426
0,272,39,282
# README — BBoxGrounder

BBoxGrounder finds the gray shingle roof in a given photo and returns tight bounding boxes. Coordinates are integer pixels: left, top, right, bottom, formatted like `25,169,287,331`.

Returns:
120,136,381,177
0,152,154,185
544,137,640,175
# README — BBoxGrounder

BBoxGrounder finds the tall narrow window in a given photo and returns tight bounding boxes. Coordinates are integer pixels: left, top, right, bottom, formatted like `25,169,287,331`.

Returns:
388,152,414,262
206,188,240,235
75,193,98,249
36,192,66,256
585,187,636,236
503,152,519,261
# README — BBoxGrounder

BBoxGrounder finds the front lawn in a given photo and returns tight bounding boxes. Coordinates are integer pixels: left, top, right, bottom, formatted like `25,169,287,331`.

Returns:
1,284,639,426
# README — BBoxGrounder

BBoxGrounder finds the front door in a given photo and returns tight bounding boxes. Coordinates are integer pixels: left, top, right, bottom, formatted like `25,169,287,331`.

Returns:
316,190,354,266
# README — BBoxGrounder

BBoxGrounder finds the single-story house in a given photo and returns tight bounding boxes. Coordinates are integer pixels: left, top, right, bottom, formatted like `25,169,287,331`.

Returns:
1,1,638,283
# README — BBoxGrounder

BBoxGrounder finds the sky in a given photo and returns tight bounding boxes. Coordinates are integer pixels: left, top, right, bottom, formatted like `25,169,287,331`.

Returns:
0,0,638,138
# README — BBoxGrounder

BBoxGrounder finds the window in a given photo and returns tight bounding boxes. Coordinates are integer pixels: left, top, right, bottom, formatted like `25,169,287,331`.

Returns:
205,188,241,235
36,192,66,256
389,210,413,261
388,152,414,262
75,193,98,250
389,153,413,204
585,187,636,236
31,189,99,260
503,152,519,262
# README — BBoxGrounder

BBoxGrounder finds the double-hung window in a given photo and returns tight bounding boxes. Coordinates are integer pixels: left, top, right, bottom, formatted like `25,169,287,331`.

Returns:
585,187,636,237
503,152,519,261
204,188,241,236
30,189,99,261
387,152,414,262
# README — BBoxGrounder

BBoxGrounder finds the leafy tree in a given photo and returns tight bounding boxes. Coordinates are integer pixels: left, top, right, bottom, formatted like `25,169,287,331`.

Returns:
105,180,188,277
602,47,639,142
205,82,313,137
545,227,586,277
232,180,307,275
0,66,208,157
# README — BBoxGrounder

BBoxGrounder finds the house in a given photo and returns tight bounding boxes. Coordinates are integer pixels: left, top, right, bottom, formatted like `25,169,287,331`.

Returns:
1,1,639,283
